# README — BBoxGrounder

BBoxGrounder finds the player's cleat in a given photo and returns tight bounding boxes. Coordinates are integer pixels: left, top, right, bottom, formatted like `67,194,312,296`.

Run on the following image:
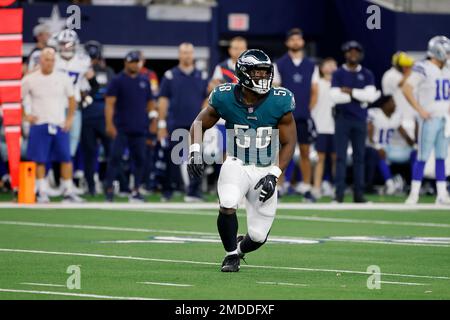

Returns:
302,190,316,203
385,179,396,195
129,191,145,203
221,254,240,272
36,192,50,204
311,187,322,200
62,193,85,203
332,196,343,204
105,190,114,203
354,196,369,203
184,195,204,203
405,193,419,205
435,195,450,205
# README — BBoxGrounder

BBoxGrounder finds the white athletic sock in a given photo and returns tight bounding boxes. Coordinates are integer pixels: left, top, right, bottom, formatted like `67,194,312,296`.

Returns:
62,179,73,196
237,243,243,256
436,181,448,198
226,250,238,256
36,179,45,194
410,180,422,197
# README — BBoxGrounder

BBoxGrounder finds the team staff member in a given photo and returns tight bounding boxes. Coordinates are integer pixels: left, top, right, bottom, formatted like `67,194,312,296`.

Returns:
273,28,319,202
81,40,114,196
105,51,156,202
330,41,380,203
158,43,209,202
22,47,83,203
209,36,247,90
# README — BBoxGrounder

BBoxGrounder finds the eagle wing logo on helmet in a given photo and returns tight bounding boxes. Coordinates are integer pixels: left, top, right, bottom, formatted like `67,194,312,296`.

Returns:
235,49,274,95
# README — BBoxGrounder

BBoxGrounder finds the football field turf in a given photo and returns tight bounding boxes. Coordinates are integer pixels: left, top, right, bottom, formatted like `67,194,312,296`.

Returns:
0,199,449,300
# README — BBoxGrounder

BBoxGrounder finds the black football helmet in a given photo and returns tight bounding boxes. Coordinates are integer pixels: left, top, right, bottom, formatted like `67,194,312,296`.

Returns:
84,40,103,60
235,49,274,95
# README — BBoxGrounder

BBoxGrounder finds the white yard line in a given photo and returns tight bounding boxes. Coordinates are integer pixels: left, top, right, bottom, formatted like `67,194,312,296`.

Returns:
1,221,450,247
0,288,159,300
379,281,429,286
0,220,216,236
1,248,449,281
256,281,309,287
20,282,65,288
137,281,192,287
0,202,449,211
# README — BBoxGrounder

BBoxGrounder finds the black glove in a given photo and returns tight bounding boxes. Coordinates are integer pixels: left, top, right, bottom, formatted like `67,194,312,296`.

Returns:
254,174,278,202
187,151,204,178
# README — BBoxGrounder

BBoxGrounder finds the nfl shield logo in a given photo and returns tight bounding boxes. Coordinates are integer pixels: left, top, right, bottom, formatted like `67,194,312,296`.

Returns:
248,107,254,113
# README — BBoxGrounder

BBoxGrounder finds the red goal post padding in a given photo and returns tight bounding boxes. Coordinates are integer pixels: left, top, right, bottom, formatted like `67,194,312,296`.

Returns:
0,6,22,190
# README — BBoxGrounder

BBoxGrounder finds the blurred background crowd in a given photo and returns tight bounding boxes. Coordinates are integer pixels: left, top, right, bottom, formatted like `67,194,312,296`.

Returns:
0,0,449,203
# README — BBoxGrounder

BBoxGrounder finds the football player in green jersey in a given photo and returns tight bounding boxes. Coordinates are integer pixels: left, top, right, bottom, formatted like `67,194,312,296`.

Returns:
187,49,297,272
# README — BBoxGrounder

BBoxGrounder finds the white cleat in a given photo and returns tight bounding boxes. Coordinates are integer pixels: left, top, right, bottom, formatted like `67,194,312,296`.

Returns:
36,192,50,204
405,194,419,205
62,193,85,203
435,195,450,205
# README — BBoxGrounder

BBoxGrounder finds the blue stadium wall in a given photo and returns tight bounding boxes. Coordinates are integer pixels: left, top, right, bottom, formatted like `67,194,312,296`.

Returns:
22,0,450,85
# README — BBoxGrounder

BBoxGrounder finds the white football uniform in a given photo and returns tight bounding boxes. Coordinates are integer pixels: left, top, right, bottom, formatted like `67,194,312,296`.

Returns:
368,108,402,147
55,51,91,156
381,67,417,148
217,156,277,243
55,51,91,103
407,59,450,161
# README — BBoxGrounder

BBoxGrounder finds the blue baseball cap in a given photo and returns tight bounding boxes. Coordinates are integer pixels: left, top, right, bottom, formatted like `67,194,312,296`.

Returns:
125,50,140,62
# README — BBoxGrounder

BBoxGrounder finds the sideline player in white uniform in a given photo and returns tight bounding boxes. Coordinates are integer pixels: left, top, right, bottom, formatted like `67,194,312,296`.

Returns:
402,36,450,205
54,29,93,157
367,96,415,195
187,49,297,272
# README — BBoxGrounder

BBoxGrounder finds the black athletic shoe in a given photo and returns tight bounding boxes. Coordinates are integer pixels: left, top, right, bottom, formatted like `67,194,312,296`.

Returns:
221,254,240,272
354,195,369,203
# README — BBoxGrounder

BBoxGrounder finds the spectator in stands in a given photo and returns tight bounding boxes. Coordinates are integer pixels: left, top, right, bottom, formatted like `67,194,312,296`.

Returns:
311,57,337,199
80,40,114,196
104,50,156,202
330,41,380,203
365,95,415,194
21,47,83,203
157,42,209,202
273,28,319,202
26,24,51,73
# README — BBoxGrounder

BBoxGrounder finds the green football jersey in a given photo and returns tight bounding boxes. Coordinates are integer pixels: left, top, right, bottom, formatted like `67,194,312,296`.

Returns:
209,83,295,166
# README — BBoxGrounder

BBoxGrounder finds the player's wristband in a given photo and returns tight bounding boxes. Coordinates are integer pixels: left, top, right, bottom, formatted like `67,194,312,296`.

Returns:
269,166,282,179
189,143,201,153
157,120,167,129
148,110,158,119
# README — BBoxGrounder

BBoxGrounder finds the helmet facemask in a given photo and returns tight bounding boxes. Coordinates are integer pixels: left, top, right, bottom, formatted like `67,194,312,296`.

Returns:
244,65,273,94
59,41,76,60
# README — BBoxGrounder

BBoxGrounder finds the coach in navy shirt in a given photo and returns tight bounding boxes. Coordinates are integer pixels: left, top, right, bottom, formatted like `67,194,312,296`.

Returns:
330,41,380,203
157,43,208,202
104,50,156,202
273,28,319,202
